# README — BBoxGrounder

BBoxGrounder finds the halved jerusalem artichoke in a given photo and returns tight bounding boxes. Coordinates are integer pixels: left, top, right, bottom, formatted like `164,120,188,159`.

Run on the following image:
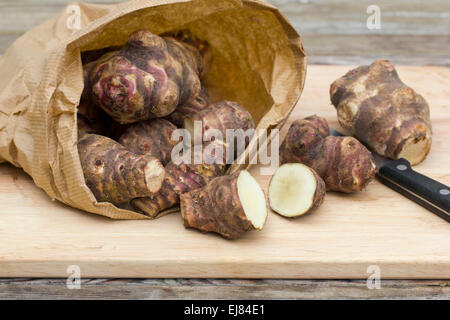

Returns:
269,163,326,218
180,170,267,239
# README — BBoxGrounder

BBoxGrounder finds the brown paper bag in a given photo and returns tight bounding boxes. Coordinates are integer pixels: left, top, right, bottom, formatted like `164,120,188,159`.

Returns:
0,0,306,219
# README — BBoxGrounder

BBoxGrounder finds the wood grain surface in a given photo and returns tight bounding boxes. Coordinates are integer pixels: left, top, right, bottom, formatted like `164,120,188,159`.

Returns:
1,0,449,300
0,279,448,299
0,0,449,65
0,65,448,280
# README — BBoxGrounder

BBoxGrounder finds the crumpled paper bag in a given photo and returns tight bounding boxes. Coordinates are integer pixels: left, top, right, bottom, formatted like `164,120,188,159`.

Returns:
0,0,306,219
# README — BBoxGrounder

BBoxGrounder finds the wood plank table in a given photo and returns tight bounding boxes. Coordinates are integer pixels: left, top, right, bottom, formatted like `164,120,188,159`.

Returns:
0,0,449,300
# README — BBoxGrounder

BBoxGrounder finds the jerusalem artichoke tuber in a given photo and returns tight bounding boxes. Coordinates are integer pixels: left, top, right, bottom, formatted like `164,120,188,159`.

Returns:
165,88,210,127
119,118,178,165
131,149,226,218
124,100,256,217
130,101,255,218
183,100,255,163
184,100,254,140
180,170,267,239
280,115,376,193
78,134,165,205
84,30,203,124
269,163,325,218
330,59,432,165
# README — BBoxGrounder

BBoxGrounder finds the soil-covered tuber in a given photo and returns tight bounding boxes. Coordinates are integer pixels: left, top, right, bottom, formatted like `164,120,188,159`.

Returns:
330,60,432,165
269,163,325,218
180,170,267,239
85,30,204,124
78,134,165,205
280,115,376,193
119,118,178,165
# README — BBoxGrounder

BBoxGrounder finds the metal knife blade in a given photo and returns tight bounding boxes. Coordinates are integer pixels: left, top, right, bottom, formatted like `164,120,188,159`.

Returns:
329,127,450,222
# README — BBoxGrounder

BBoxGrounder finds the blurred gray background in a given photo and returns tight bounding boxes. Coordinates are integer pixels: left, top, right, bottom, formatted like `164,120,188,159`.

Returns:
0,0,448,65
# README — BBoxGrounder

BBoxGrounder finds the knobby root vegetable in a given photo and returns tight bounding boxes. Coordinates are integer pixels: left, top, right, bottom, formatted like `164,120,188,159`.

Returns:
82,50,119,102
184,100,255,141
280,115,376,193
165,88,210,127
183,100,255,162
119,119,178,165
330,59,432,165
78,134,165,205
269,163,325,218
129,100,255,218
85,30,203,124
131,150,226,218
279,116,329,165
180,171,267,239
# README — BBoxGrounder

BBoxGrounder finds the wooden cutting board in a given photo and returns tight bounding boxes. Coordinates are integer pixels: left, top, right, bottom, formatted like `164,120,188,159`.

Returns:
0,65,448,279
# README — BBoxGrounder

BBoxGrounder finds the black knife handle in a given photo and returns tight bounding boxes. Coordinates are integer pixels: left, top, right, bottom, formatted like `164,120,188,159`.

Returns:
377,158,450,222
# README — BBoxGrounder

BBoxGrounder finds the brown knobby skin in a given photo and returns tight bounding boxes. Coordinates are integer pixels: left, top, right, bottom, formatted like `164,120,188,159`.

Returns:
119,118,178,165
131,149,226,219
165,88,210,127
280,115,330,165
269,163,326,218
183,100,255,163
330,59,432,165
78,134,165,205
180,171,268,240
184,100,255,139
85,30,203,124
280,115,376,193
82,50,119,102
130,100,255,218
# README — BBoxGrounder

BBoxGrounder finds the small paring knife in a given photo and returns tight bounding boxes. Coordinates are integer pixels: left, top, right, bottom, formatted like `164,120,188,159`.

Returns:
330,128,450,223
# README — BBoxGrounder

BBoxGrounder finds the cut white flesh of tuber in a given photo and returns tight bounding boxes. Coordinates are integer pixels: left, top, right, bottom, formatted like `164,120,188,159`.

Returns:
269,163,318,217
237,170,267,230
397,135,431,166
144,158,165,193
